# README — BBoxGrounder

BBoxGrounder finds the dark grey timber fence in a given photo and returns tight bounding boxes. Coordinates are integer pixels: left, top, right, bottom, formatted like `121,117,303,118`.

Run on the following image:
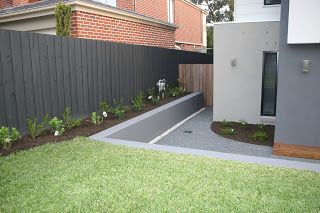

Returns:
0,29,213,131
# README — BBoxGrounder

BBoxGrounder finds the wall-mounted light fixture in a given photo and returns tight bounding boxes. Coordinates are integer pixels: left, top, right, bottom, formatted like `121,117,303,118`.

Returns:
303,60,310,73
231,57,236,67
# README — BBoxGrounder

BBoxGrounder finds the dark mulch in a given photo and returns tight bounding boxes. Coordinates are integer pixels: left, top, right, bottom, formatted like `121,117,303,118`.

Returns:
211,121,275,147
1,96,183,156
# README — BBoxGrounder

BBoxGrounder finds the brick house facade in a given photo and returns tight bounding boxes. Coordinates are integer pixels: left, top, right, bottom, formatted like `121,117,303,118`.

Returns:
0,0,207,51
70,10,175,48
117,0,207,51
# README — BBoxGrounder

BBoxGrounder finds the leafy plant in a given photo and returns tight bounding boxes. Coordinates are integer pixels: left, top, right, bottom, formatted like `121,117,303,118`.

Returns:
257,124,266,131
148,88,160,105
176,86,186,96
100,101,111,118
27,115,49,140
220,119,232,128
91,112,103,125
55,3,72,36
221,127,235,136
131,91,145,112
0,127,20,149
239,119,248,129
166,86,177,97
111,99,130,120
166,87,175,97
100,101,111,113
49,117,65,136
62,107,81,130
166,86,186,97
250,131,268,142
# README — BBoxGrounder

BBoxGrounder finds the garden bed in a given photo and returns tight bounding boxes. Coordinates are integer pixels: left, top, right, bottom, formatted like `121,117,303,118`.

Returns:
211,121,275,147
0,95,187,156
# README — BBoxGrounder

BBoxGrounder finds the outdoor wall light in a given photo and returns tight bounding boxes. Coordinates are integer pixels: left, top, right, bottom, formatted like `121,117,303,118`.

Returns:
303,60,310,73
231,57,236,67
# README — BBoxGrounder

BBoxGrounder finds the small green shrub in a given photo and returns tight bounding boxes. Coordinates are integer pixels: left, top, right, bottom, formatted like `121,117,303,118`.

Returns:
27,115,49,140
250,131,268,142
221,127,235,136
55,3,72,36
257,124,266,131
166,86,186,97
49,117,65,136
91,112,103,125
239,119,248,129
62,107,81,130
220,119,232,128
131,91,145,112
176,86,186,96
100,101,111,118
148,88,160,105
100,101,111,113
111,99,130,120
0,127,20,149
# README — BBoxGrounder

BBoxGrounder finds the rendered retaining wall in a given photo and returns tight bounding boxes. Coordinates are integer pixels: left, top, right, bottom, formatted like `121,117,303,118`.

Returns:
91,92,203,143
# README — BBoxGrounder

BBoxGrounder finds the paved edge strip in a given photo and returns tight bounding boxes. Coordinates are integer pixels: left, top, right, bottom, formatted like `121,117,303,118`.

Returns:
90,137,320,173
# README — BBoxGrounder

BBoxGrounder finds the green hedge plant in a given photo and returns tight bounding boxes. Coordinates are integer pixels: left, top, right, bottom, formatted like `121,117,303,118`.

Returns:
91,112,103,125
100,101,111,118
55,3,72,36
111,99,130,120
62,107,81,130
27,115,49,140
49,117,65,136
131,91,145,112
0,127,20,149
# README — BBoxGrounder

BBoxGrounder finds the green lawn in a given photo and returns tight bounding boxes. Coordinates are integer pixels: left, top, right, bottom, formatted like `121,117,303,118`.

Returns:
1,138,319,212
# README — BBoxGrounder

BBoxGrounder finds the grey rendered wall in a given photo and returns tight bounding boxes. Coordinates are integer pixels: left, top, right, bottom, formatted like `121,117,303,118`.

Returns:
274,0,320,147
213,21,279,124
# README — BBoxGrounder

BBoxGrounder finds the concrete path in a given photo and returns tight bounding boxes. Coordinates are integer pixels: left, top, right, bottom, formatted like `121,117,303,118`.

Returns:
157,107,320,164
91,107,320,172
91,138,320,172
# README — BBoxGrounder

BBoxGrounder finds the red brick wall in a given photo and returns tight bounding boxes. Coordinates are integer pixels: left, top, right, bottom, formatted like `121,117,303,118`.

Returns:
12,0,38,6
117,0,134,11
70,11,175,49
0,0,38,9
136,0,168,22
0,0,12,9
175,0,203,45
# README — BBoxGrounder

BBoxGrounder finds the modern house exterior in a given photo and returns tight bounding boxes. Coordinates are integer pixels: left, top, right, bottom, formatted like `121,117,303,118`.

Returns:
214,0,320,159
0,0,207,51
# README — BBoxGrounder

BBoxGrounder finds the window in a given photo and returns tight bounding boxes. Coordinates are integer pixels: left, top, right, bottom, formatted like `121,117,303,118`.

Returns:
107,0,116,7
261,52,278,116
92,0,116,7
264,0,281,5
168,0,174,23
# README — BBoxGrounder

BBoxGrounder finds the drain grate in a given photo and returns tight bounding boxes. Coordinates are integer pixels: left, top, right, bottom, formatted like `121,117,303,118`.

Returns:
183,130,192,134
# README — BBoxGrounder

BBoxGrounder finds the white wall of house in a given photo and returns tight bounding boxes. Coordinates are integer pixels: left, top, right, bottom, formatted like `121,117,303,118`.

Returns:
287,0,320,44
234,0,281,22
0,15,56,35
213,21,279,124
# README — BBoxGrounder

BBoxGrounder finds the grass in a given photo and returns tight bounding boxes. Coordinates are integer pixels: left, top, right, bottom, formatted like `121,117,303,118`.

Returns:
0,138,319,212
